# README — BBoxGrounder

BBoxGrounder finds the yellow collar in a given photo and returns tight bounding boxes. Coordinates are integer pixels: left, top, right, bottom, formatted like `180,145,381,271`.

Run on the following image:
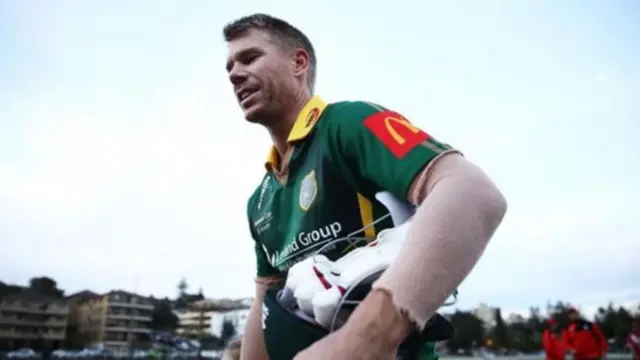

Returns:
265,96,328,170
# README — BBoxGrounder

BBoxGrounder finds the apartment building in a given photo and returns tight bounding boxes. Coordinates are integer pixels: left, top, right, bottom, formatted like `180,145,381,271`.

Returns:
67,290,153,353
175,298,251,338
0,291,69,350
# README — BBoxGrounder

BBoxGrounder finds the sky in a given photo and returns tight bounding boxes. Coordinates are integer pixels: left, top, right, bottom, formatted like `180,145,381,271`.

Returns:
1,0,639,316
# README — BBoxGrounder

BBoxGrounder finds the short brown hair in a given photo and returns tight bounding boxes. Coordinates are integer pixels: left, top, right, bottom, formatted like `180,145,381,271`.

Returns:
223,13,317,92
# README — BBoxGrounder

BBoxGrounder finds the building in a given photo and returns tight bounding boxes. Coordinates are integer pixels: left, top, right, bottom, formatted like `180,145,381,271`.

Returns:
0,291,69,351
175,298,251,338
67,290,153,353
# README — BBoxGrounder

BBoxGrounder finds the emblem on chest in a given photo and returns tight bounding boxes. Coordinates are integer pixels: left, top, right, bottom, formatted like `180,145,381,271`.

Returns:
299,170,318,211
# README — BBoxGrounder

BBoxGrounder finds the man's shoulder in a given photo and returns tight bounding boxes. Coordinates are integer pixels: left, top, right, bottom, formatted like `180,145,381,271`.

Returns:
316,100,386,136
325,100,384,119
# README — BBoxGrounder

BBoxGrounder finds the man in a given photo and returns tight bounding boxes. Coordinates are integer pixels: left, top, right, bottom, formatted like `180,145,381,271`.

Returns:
543,318,568,360
626,318,640,360
564,308,608,360
223,13,507,360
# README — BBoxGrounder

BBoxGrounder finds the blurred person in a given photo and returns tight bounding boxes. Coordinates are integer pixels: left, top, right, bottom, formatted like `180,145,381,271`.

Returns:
564,308,608,360
543,318,569,360
222,338,242,360
626,318,640,360
223,12,507,360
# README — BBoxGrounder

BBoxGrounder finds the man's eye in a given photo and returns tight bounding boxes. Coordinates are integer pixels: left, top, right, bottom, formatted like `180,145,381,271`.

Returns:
242,55,259,65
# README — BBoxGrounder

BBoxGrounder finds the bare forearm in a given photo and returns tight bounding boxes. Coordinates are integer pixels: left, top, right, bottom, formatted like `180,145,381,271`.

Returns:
240,303,268,360
372,153,507,328
240,282,272,360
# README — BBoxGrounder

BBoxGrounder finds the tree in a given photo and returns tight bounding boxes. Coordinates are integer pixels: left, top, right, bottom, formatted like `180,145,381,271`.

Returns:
491,308,511,350
65,324,90,349
174,280,205,310
596,303,634,350
178,277,188,298
527,306,545,333
151,297,179,331
28,276,64,298
613,306,634,348
446,311,484,354
0,281,24,299
220,319,237,346
547,300,571,329
525,307,545,351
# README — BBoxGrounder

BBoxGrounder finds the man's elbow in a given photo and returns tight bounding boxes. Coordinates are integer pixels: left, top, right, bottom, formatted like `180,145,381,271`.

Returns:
478,169,508,225
461,159,508,235
430,153,507,221
419,153,508,239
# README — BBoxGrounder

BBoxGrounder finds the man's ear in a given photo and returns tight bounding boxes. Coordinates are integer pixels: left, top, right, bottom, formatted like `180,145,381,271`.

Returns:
293,49,310,77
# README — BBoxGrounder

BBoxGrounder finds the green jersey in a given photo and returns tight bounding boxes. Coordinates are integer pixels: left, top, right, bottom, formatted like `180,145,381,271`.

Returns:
247,96,452,359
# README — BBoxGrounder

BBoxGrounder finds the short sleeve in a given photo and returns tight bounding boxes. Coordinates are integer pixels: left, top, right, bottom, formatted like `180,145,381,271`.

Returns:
253,242,281,277
247,195,281,277
324,101,456,200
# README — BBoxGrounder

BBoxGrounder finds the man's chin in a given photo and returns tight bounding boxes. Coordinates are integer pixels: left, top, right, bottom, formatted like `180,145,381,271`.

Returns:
242,105,267,124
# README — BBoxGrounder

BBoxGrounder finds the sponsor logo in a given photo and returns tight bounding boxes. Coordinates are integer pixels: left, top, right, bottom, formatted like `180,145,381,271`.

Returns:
305,107,320,128
262,222,343,270
257,177,270,210
363,111,429,158
254,211,273,235
299,170,318,211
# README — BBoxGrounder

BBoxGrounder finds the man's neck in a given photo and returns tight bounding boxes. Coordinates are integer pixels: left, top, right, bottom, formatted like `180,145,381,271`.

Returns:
267,92,312,157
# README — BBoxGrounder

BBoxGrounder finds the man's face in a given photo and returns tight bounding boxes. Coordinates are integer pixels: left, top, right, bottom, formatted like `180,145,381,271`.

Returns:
568,312,579,321
226,29,298,123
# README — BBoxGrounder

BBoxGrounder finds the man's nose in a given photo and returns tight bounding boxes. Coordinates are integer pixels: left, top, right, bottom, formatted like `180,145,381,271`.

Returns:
228,65,248,86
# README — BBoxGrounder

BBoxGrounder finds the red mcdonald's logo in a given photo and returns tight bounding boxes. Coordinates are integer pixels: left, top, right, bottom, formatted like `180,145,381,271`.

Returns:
364,111,428,158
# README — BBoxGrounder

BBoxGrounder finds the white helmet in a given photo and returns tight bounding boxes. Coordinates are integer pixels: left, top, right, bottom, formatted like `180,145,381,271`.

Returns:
262,192,458,359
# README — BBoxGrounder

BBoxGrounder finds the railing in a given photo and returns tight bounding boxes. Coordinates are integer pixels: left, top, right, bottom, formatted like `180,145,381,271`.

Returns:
107,302,153,310
0,317,67,327
0,305,69,315
0,329,66,340
106,314,152,322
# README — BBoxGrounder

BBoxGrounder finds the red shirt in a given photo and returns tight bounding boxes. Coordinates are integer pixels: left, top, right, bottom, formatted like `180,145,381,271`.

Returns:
564,320,607,360
543,329,569,360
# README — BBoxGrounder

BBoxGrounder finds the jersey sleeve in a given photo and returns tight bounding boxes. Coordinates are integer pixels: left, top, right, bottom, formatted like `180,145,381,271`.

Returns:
253,242,281,277
324,101,456,200
247,194,281,278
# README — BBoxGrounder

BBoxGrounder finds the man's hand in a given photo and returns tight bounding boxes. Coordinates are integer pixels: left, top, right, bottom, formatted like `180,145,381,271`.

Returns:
294,289,412,360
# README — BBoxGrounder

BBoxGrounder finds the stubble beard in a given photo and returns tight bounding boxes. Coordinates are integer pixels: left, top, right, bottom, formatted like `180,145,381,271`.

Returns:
248,80,295,127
